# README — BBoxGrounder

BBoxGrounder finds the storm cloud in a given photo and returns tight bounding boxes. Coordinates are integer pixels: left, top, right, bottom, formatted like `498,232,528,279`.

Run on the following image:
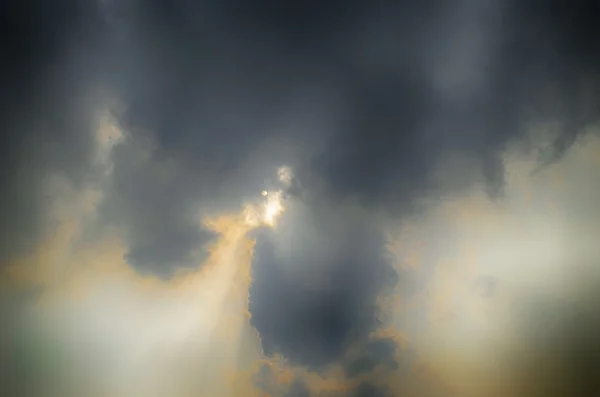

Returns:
3,0,599,272
249,200,398,367
2,0,600,396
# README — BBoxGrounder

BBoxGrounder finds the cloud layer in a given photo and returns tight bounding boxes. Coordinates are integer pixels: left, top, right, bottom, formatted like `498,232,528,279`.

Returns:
2,1,600,396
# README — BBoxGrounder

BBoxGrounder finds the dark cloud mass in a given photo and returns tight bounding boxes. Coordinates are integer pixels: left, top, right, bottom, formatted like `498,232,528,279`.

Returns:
249,202,398,367
2,0,600,395
97,133,220,276
0,0,102,264
2,0,599,271
343,337,400,378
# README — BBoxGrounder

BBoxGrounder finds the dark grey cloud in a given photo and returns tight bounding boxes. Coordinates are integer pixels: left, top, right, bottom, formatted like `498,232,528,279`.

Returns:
0,0,105,265
249,200,398,368
353,382,390,397
343,337,401,378
96,133,219,277
305,0,600,209
286,380,311,397
3,1,600,394
105,0,600,222
3,0,599,272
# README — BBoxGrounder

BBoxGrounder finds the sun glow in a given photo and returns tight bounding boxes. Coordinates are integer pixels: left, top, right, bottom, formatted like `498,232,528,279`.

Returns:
11,118,282,397
243,189,286,228
263,190,285,226
242,166,292,228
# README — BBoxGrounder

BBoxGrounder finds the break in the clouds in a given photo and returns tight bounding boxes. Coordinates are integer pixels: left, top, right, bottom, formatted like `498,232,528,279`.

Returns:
2,0,600,396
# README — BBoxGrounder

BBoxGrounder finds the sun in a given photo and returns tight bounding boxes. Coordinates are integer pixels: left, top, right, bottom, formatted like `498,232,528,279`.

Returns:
242,166,292,229
262,190,285,226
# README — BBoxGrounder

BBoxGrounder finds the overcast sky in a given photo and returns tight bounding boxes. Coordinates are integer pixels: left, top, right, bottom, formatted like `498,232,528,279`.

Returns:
2,1,600,396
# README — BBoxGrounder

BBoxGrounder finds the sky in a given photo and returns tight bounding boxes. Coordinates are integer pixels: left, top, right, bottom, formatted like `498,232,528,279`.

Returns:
1,0,600,396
